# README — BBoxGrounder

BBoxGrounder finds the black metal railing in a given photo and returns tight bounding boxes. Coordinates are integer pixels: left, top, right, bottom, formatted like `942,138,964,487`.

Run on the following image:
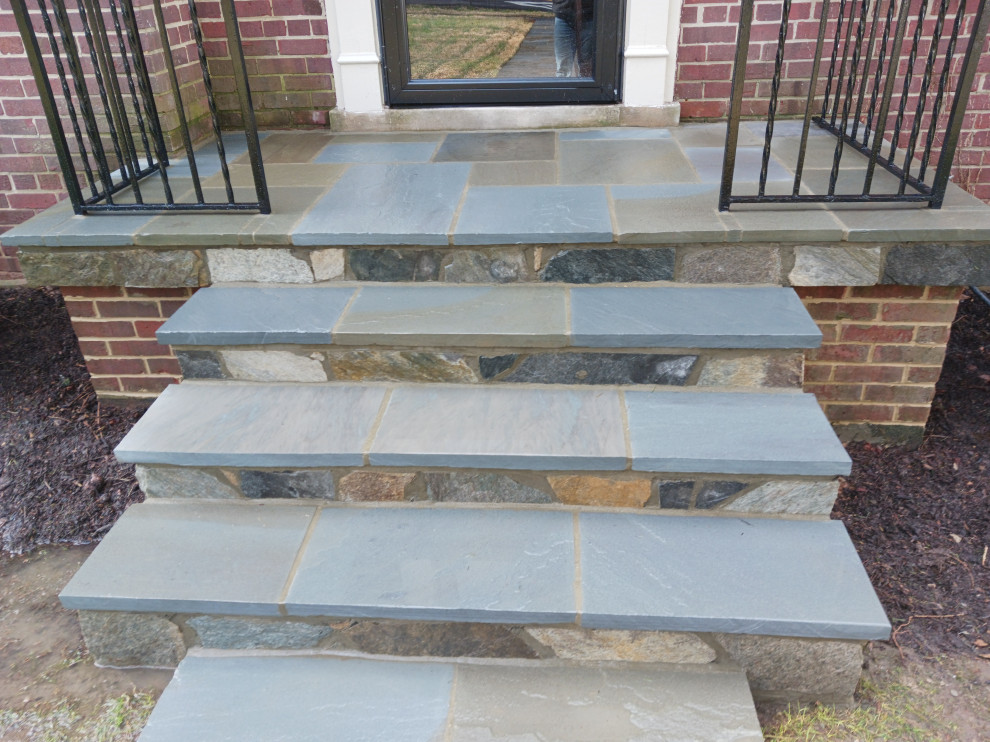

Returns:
11,0,270,214
720,0,989,210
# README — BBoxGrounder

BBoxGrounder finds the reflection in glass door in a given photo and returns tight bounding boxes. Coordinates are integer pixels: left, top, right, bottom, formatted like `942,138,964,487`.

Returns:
380,0,622,106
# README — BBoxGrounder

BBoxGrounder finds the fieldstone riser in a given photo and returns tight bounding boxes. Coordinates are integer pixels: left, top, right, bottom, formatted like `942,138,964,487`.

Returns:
175,345,805,389
135,464,840,516
79,611,864,706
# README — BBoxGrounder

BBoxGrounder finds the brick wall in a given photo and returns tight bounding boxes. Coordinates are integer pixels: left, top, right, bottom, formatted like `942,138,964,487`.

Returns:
675,0,990,201
798,285,963,443
61,287,194,399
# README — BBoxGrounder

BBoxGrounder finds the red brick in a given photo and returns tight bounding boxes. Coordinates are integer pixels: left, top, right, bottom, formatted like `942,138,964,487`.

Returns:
119,376,176,393
803,364,833,382
89,377,122,393
825,404,895,423
148,358,182,375
796,286,846,300
848,285,926,299
872,345,948,364
61,286,125,298
927,286,965,300
915,325,952,345
896,406,933,423
109,339,172,357
159,300,188,317
63,300,96,318
95,300,162,318
833,365,905,383
806,383,864,401
87,358,147,376
805,302,878,321
881,302,960,323
863,385,936,404
70,320,135,338
816,323,838,343
77,340,109,357
907,366,943,383
125,287,194,299
134,320,165,338
839,325,915,343
806,344,870,363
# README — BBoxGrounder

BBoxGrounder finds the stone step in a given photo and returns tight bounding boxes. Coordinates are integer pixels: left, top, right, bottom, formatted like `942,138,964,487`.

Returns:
137,653,764,742
61,501,891,642
160,285,819,388
115,383,851,480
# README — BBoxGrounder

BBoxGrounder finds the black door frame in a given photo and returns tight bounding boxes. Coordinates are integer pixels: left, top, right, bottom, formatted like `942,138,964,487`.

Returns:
378,0,624,107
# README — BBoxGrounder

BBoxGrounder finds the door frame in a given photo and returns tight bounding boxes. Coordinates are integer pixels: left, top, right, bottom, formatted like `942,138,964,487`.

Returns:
378,0,624,107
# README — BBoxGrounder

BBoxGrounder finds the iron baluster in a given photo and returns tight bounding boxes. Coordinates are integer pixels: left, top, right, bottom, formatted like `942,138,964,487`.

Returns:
187,0,235,204
863,0,897,147
822,0,852,120
117,0,175,204
850,0,885,143
719,0,756,211
107,0,154,170
887,0,932,167
919,0,966,181
931,0,990,207
829,0,873,196
829,0,861,127
37,0,98,198
794,0,834,196
760,0,793,197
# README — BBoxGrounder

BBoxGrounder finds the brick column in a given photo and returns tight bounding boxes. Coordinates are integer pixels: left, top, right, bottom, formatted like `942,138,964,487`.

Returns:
797,286,963,445
61,287,194,399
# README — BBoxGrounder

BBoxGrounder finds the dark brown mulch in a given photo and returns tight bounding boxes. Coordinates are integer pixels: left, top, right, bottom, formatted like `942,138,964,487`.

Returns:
835,289,990,657
0,286,147,555
1,285,988,657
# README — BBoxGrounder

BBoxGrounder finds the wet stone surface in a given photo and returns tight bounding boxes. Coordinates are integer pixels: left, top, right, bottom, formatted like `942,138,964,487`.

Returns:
491,352,697,385
238,470,336,500
175,350,224,380
539,248,675,283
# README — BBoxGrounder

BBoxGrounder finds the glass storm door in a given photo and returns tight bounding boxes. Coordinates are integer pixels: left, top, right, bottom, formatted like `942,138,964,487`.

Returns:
379,0,623,106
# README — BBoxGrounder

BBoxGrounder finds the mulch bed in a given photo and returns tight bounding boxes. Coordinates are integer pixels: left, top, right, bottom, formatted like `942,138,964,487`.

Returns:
0,287,146,555
836,289,990,656
0,284,988,656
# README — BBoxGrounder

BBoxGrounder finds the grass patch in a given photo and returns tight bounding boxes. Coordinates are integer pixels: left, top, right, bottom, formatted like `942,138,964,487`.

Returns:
764,673,958,741
406,7,544,79
0,694,157,742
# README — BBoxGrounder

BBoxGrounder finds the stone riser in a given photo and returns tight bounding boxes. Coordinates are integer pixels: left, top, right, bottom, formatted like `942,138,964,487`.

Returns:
175,346,805,388
136,465,839,516
80,610,863,706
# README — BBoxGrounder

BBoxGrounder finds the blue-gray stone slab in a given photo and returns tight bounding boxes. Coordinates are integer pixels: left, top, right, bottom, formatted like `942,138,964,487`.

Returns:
114,383,388,467
333,284,568,347
453,186,612,245
684,146,792,183
59,501,314,616
286,508,576,622
369,385,627,470
314,141,439,163
292,163,470,245
559,128,672,140
142,655,763,742
158,286,356,345
579,514,890,639
625,391,852,476
570,286,822,348
139,655,454,742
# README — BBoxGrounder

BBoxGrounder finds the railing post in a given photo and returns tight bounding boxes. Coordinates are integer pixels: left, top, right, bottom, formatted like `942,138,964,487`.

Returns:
719,0,756,211
930,0,989,208
220,0,271,215
10,0,85,213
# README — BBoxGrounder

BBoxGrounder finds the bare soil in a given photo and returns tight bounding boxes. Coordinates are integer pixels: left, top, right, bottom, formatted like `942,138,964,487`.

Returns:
1,285,989,740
